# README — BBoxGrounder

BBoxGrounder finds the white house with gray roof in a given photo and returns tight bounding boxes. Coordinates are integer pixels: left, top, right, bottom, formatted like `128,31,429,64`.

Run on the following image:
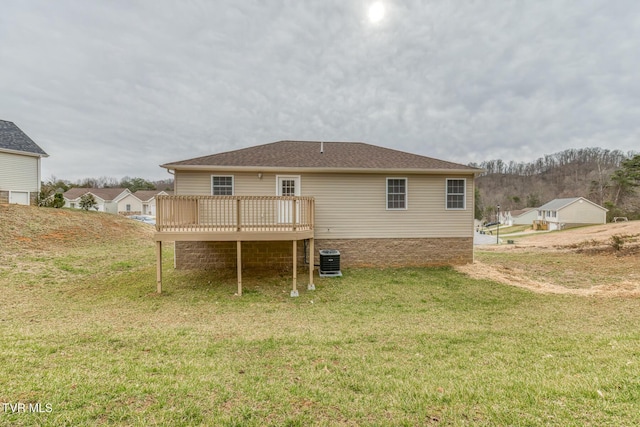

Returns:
0,120,49,205
536,197,607,230
63,188,131,213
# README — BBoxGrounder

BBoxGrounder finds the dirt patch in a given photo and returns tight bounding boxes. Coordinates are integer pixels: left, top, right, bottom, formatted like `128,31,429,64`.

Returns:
456,261,640,297
459,221,640,297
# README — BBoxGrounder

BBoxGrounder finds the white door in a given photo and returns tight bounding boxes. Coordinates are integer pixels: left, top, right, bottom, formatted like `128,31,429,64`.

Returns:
277,176,300,223
9,191,30,205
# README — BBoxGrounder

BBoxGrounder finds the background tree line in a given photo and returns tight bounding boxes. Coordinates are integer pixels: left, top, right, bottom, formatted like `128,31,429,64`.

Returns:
38,176,174,208
471,147,640,222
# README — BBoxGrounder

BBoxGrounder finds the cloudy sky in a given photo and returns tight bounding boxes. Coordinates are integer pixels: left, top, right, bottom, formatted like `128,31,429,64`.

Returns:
1,0,639,181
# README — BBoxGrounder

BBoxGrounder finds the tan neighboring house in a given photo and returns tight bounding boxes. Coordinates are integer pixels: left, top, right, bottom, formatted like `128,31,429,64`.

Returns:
509,208,538,226
130,190,172,216
154,140,483,295
0,120,49,205
63,188,131,213
534,197,607,230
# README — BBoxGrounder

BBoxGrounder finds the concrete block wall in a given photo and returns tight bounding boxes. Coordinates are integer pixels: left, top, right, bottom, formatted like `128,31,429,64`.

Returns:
314,237,473,268
175,237,473,271
175,241,307,271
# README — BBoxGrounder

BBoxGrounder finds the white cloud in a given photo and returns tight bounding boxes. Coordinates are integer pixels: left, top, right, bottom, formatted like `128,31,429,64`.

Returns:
0,0,638,181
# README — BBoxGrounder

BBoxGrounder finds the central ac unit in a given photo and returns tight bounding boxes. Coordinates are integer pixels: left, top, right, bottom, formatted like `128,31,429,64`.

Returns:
319,249,342,277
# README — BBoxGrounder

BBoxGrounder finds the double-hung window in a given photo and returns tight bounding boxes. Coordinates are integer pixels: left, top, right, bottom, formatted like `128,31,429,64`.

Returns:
387,178,407,210
212,176,234,195
446,179,466,210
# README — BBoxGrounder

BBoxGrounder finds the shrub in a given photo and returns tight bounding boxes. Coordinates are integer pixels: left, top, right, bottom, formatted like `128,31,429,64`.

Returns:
610,235,624,251
79,194,98,211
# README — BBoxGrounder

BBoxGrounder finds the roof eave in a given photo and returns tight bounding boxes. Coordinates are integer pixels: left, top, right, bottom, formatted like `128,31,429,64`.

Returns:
0,147,49,158
161,164,483,175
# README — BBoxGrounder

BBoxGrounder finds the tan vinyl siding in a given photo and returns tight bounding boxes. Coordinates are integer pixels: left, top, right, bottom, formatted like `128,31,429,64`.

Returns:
303,173,474,239
0,152,39,192
174,171,475,239
117,194,143,214
175,171,276,195
560,201,606,224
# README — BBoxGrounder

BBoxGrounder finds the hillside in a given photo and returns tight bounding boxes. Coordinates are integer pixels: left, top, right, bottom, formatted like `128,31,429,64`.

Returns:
0,204,154,252
474,147,639,221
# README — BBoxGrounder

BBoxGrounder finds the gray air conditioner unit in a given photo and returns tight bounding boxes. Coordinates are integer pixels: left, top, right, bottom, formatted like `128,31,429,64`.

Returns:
319,249,342,277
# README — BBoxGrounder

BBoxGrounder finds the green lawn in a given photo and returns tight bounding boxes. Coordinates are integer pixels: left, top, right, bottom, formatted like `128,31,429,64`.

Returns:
2,235,640,425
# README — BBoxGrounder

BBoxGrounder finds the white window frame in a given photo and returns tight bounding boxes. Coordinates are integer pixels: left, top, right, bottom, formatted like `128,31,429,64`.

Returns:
386,177,408,210
211,175,234,195
446,178,466,210
275,175,301,197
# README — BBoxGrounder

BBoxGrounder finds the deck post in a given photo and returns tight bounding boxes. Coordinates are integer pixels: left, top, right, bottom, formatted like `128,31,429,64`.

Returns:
291,240,299,297
237,240,242,296
156,241,162,293
308,237,315,290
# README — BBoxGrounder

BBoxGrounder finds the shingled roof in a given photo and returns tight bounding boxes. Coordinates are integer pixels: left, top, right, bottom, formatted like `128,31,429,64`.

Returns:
162,140,479,172
63,188,130,202
0,120,48,156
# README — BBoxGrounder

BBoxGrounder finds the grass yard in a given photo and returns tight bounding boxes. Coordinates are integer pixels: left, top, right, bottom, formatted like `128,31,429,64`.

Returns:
1,205,640,426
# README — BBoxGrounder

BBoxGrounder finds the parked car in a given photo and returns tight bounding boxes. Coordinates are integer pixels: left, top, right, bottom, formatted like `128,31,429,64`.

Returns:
129,215,156,225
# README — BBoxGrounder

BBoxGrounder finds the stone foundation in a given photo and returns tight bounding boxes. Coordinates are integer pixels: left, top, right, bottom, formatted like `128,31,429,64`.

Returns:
314,237,473,268
175,237,473,271
175,241,307,271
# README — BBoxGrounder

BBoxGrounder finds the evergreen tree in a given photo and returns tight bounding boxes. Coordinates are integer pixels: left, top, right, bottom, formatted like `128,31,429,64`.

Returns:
79,194,98,211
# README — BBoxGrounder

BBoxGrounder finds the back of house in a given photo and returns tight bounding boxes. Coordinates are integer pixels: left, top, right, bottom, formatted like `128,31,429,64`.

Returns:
158,140,482,270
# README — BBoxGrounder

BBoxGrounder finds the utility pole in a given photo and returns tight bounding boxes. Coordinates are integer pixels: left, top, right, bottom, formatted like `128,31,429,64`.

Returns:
496,204,500,244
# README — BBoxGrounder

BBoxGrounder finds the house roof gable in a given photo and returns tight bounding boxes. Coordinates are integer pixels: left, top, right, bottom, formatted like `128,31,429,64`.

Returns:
161,140,480,173
0,120,48,157
510,208,537,217
133,190,170,202
63,188,130,202
538,197,607,212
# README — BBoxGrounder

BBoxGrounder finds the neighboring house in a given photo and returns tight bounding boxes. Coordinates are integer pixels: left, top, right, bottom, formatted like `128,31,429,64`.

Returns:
153,140,483,295
113,191,142,215
510,208,538,226
0,120,49,205
535,197,607,230
115,190,170,216
63,188,131,213
132,190,171,216
498,210,512,226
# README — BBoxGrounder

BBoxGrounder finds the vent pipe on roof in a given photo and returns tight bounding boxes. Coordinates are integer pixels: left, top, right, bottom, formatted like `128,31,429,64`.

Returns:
320,141,324,154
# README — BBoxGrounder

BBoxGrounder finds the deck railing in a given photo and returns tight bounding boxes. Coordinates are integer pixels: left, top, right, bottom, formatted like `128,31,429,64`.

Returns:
155,195,315,233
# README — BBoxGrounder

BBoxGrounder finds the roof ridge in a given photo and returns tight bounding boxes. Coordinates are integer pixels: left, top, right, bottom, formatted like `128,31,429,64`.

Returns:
161,140,480,172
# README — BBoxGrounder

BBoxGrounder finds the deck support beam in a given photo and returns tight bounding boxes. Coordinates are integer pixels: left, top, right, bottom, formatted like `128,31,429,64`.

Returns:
291,240,299,297
156,241,162,293
237,240,242,296
308,238,315,290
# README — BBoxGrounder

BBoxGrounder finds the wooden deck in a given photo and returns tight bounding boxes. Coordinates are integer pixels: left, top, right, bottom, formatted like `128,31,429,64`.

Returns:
153,195,316,296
